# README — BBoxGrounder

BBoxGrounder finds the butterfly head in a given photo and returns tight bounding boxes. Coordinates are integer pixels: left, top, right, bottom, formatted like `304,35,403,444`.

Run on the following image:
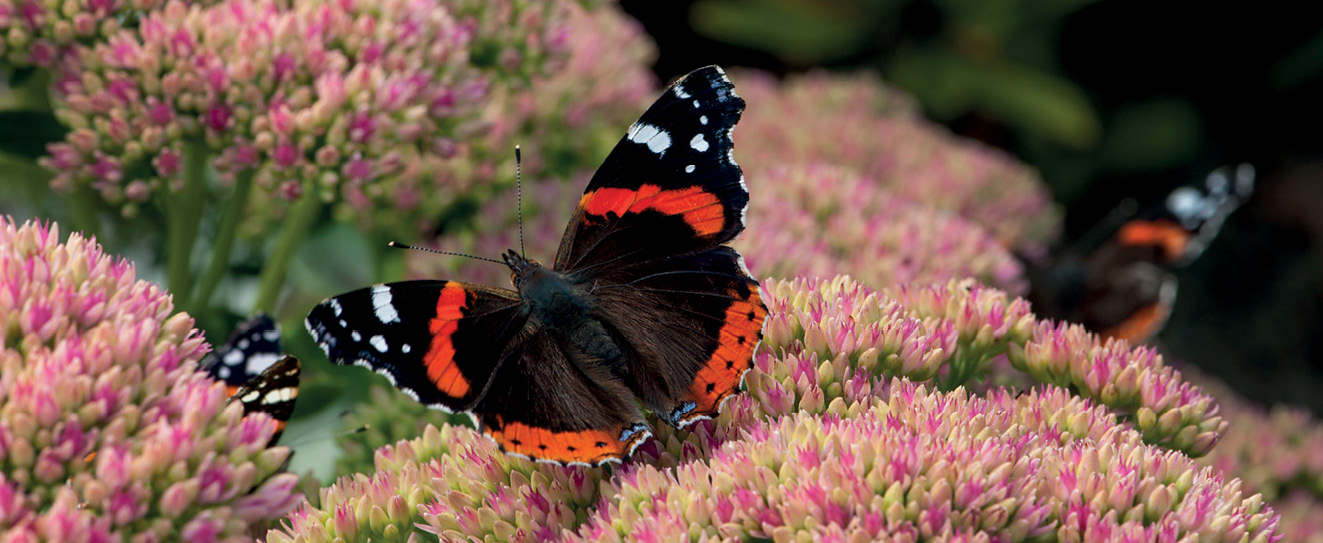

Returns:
502,249,543,291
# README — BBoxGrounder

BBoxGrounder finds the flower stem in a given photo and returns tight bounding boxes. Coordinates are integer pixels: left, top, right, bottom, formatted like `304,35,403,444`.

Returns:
254,187,321,313
191,169,255,310
165,138,209,307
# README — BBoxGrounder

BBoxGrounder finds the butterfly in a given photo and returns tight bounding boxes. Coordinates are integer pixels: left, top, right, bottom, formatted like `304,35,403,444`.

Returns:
1028,164,1255,342
200,313,300,443
305,65,767,466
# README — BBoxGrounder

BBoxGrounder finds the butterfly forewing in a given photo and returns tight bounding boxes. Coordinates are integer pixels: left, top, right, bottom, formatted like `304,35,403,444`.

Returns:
200,313,284,393
305,281,527,412
556,66,749,273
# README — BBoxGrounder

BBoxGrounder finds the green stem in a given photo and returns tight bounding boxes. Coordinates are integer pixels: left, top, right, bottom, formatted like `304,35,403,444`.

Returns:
65,186,102,241
191,169,255,310
254,188,322,313
164,138,209,307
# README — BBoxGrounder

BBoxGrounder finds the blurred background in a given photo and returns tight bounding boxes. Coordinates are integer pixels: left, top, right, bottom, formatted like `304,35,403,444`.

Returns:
619,0,1323,410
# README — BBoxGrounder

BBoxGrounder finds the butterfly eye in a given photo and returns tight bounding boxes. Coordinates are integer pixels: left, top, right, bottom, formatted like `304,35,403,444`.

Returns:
510,271,519,288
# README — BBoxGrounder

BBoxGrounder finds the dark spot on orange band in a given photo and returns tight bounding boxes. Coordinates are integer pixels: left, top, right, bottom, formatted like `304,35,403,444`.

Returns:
1117,220,1190,261
678,286,767,423
423,282,472,398
579,184,725,236
485,419,649,465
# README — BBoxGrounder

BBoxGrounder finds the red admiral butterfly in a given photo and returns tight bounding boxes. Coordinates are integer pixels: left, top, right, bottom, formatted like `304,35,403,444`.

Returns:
200,314,300,443
1029,164,1254,342
306,66,767,466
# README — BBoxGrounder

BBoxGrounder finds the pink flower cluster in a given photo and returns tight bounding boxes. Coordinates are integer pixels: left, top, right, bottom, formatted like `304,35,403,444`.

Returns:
41,0,565,232
0,0,169,67
1185,368,1323,543
271,382,1278,543
732,70,1060,253
735,163,1027,292
0,217,301,541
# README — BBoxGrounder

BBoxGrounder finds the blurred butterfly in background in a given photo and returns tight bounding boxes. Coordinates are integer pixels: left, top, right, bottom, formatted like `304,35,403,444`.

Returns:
305,65,767,466
1028,164,1255,343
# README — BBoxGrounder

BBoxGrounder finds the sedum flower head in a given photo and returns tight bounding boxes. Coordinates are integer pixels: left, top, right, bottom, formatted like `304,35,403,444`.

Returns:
734,163,1027,293
0,0,174,68
732,70,1060,251
274,380,1279,543
750,276,1226,456
0,217,301,541
43,0,565,233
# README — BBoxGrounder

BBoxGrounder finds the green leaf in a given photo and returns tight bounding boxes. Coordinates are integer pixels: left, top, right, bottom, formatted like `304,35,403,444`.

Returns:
691,0,898,65
1101,98,1202,172
290,221,376,297
0,110,67,160
970,59,1101,149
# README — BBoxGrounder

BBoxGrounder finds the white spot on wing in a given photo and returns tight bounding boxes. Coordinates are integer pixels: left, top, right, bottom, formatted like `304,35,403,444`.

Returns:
329,298,343,317
402,343,412,353
690,134,709,152
685,165,695,173
673,84,690,99
351,331,362,342
693,100,700,108
627,123,671,155
369,335,388,352
699,115,708,125
371,285,401,324
223,350,243,365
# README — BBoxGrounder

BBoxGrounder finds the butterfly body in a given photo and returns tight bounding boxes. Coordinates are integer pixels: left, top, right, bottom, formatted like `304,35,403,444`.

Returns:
307,66,767,466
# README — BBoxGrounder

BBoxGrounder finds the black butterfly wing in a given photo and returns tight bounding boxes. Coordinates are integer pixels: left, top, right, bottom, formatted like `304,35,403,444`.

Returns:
305,281,528,413
554,66,748,274
589,246,766,427
200,313,284,392
472,330,651,466
230,355,301,444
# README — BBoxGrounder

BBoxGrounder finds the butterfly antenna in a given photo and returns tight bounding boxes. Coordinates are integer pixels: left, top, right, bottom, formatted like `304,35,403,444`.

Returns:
516,145,526,259
388,242,504,264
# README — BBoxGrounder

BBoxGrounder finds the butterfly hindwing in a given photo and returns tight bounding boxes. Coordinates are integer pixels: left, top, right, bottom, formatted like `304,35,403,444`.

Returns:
556,66,748,273
588,246,766,427
473,331,651,466
231,355,301,443
305,281,527,412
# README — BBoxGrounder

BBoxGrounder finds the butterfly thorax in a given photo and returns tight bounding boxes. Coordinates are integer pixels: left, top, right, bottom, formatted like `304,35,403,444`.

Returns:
503,250,628,373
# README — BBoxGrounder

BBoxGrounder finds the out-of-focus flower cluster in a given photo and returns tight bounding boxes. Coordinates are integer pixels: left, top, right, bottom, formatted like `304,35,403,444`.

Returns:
487,1,656,180
0,0,172,68
734,163,1027,293
732,70,1060,253
1186,368,1323,543
41,0,566,234
0,217,301,541
277,380,1277,543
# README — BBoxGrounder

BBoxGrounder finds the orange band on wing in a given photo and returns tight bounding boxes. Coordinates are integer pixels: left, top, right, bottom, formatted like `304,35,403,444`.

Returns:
680,286,767,422
1101,302,1171,343
579,184,725,236
423,282,472,398
486,419,650,465
1117,220,1190,261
